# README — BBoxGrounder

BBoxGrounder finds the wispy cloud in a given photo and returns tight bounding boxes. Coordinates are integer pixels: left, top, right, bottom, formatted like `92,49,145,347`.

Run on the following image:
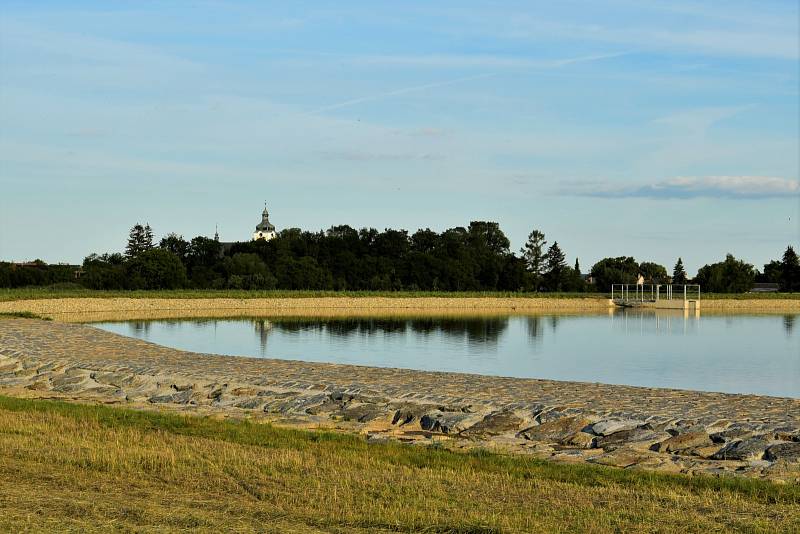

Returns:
306,73,496,114
317,150,443,161
563,176,800,199
305,52,625,114
347,52,627,69
652,106,752,132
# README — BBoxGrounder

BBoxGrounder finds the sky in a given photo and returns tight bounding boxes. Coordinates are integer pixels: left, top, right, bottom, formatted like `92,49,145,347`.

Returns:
0,0,798,275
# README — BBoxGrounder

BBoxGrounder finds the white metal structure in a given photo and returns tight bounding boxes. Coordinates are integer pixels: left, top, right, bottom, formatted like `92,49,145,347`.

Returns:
611,284,700,310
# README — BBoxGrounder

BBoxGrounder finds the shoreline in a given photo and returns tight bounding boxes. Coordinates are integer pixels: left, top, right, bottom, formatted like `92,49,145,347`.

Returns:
1,296,798,322
1,317,798,482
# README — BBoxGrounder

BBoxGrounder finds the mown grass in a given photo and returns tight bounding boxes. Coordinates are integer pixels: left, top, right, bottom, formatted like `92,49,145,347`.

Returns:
0,395,797,533
2,286,799,302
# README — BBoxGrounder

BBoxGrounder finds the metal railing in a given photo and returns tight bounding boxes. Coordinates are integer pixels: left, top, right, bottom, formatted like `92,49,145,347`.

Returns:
612,284,700,302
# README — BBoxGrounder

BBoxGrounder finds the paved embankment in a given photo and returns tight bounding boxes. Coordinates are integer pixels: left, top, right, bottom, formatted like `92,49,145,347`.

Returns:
1,317,798,481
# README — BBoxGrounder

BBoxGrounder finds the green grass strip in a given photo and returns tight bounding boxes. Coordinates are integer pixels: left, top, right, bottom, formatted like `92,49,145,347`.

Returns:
0,394,796,504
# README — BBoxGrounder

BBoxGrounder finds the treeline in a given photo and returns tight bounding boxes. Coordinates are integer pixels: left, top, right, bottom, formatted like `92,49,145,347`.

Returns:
83,222,584,292
0,260,77,288
1,221,798,293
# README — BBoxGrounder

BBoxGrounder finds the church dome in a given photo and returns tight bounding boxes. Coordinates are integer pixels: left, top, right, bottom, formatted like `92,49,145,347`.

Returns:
253,203,277,241
255,205,275,232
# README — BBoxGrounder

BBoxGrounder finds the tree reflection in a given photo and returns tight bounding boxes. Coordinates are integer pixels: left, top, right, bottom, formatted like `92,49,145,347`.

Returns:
784,315,796,336
526,316,543,343
257,317,510,345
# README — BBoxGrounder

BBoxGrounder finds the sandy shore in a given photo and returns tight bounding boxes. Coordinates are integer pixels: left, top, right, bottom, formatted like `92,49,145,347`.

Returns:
1,296,798,323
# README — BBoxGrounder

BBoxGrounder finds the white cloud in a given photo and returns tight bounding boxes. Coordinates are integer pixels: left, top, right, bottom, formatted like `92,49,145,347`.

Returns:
564,176,800,199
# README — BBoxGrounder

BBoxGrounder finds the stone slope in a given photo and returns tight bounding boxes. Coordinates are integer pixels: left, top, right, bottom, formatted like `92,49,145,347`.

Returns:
1,318,798,481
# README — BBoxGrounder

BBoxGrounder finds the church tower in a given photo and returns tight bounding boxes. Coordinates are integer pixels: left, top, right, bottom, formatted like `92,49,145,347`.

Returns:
253,203,277,241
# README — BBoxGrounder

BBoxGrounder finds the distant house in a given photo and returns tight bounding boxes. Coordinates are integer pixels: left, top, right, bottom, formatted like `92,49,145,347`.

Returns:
750,282,779,293
581,274,594,285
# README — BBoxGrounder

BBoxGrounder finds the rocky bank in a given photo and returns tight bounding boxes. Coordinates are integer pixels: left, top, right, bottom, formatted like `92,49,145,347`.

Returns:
1,318,798,482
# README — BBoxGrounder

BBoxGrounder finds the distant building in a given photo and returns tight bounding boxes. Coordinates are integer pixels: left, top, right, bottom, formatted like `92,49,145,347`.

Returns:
253,204,277,241
750,282,779,293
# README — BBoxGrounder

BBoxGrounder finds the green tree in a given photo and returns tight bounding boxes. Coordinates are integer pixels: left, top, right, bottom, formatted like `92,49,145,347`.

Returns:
521,230,547,290
543,242,567,291
695,254,755,293
159,233,189,262
590,257,639,291
672,258,687,285
781,245,800,291
124,249,187,289
223,253,277,289
125,224,147,258
467,221,510,255
81,253,126,290
760,260,782,283
639,261,668,284
574,258,581,275
143,224,155,251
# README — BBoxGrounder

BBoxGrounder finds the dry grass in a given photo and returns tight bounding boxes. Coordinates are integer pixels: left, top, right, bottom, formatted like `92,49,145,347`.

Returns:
0,288,608,302
3,287,799,302
1,295,798,324
0,396,797,533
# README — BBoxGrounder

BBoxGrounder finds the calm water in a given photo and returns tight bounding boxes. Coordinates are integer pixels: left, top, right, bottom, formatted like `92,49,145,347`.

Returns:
95,312,800,398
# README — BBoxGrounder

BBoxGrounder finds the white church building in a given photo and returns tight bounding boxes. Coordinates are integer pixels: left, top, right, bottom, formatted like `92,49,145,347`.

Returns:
253,204,277,241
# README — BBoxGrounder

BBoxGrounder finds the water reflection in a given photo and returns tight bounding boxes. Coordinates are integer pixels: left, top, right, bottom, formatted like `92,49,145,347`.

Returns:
129,321,151,335
256,316,511,346
130,310,709,349
254,319,272,353
611,309,700,336
98,311,800,397
526,316,544,345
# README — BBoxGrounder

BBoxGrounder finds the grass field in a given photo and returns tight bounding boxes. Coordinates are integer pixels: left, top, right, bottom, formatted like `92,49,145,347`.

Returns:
0,396,797,533
2,286,799,302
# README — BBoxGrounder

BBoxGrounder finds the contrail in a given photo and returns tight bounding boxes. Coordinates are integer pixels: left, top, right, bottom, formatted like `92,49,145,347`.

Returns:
307,72,496,115
549,51,630,67
306,51,627,115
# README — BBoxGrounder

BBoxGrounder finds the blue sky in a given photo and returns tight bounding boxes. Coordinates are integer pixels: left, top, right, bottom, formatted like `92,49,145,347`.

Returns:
0,0,798,274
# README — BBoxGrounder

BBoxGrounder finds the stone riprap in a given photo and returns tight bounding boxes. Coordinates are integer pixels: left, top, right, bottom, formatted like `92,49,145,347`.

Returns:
1,318,799,482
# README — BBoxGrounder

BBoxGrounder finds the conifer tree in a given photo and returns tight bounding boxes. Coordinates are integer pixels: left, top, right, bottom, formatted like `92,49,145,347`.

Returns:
126,224,146,258
543,242,567,291
545,242,567,274
126,223,155,258
521,230,546,273
574,258,581,275
781,245,800,291
672,257,687,285
521,229,547,290
143,224,155,251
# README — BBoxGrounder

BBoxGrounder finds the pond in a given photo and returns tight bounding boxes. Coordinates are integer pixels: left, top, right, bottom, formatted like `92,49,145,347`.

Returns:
95,312,800,398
